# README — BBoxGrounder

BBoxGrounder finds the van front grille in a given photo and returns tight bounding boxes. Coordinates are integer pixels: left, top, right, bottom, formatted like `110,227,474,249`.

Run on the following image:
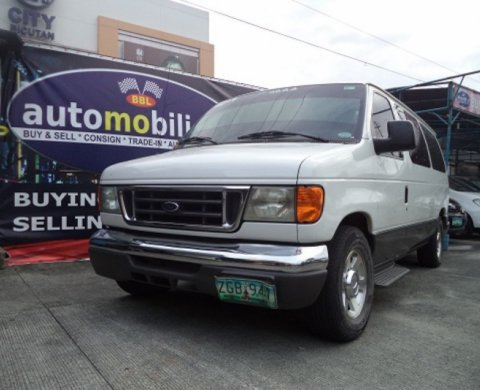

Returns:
120,186,250,232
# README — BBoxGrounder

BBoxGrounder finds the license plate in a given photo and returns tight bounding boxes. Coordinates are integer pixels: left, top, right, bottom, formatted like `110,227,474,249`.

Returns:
215,277,278,309
451,216,464,227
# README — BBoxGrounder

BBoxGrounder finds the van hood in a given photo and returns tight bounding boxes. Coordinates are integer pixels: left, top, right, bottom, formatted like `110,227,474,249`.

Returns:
101,143,354,184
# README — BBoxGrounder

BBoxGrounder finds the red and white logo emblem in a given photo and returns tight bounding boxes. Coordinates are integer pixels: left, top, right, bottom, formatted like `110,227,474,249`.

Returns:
118,78,163,108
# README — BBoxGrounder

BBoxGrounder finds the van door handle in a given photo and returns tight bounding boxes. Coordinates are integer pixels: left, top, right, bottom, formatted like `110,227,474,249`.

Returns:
404,186,409,204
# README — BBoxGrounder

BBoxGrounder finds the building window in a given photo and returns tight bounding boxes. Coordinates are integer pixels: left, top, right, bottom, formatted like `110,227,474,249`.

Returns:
118,31,199,74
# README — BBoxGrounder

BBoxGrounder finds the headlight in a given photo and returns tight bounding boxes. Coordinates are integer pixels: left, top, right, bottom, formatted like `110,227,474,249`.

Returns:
473,198,480,207
244,187,295,222
243,186,324,223
100,186,120,213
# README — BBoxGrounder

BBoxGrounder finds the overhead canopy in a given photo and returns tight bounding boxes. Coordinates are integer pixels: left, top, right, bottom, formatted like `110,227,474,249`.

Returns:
389,73,480,175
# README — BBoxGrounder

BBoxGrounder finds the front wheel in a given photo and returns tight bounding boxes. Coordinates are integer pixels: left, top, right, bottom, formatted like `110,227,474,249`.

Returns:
417,219,442,268
306,226,374,342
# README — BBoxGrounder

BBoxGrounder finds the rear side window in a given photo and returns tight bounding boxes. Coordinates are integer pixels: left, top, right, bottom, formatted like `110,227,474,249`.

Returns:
371,93,395,139
422,125,446,172
404,112,430,168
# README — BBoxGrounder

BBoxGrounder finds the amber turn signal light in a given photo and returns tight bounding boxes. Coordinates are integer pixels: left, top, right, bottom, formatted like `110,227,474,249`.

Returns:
296,186,324,223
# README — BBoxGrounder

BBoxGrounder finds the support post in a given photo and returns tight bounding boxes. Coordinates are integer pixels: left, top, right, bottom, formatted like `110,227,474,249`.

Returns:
444,82,454,171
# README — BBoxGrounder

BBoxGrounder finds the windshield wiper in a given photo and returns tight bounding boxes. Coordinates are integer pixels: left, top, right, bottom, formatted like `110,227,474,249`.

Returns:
176,136,218,147
237,130,328,142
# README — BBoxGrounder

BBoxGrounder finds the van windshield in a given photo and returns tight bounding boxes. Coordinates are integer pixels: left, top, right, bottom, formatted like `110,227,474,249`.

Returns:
184,84,366,145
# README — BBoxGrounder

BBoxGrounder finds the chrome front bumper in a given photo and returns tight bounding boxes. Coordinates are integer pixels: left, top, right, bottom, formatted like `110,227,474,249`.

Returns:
89,229,329,273
89,229,330,309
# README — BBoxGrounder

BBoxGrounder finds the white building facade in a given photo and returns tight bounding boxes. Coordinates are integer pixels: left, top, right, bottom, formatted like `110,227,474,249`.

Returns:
0,0,214,76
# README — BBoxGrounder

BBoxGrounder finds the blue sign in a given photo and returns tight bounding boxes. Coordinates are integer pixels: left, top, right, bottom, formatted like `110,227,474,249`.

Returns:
456,90,471,109
8,69,217,173
18,0,55,9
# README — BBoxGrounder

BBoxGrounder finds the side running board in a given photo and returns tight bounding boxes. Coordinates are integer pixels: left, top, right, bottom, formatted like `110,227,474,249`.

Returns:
374,265,410,287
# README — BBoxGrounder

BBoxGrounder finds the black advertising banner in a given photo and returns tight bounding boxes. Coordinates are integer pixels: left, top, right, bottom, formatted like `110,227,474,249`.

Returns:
21,45,257,104
0,32,257,245
6,46,257,174
1,36,257,181
0,183,101,245
8,69,217,173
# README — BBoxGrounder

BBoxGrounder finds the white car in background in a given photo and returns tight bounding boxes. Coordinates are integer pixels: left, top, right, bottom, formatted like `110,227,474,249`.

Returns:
449,176,480,236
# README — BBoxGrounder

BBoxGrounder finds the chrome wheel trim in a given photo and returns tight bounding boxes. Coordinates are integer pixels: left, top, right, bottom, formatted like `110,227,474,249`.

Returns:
342,249,368,319
436,229,442,259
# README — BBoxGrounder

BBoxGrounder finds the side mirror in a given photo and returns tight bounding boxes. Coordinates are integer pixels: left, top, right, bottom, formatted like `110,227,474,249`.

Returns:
373,120,416,154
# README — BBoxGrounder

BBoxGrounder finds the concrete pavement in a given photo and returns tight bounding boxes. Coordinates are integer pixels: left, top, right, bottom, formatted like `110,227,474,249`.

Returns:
1,238,479,389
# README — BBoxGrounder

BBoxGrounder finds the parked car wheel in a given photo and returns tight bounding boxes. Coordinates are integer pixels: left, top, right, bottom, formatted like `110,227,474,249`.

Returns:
449,176,480,238
417,219,442,268
464,215,475,237
306,226,374,342
447,198,467,237
116,280,168,296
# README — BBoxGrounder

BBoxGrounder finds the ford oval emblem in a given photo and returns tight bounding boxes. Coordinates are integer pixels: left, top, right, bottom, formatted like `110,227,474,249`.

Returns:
162,201,180,213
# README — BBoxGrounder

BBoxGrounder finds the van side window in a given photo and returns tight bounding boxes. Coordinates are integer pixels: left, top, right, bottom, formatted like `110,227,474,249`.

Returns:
404,112,430,168
422,125,446,172
371,94,394,139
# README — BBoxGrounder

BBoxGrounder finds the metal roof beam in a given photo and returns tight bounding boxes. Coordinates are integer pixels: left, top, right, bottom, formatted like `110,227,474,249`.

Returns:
390,69,480,93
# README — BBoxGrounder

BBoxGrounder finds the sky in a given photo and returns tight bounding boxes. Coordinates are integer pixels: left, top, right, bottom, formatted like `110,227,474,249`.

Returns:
176,0,480,91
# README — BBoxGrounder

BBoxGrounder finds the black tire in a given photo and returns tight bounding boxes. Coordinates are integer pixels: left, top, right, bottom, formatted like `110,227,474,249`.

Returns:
306,226,374,342
417,219,442,268
463,215,474,238
116,280,168,296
